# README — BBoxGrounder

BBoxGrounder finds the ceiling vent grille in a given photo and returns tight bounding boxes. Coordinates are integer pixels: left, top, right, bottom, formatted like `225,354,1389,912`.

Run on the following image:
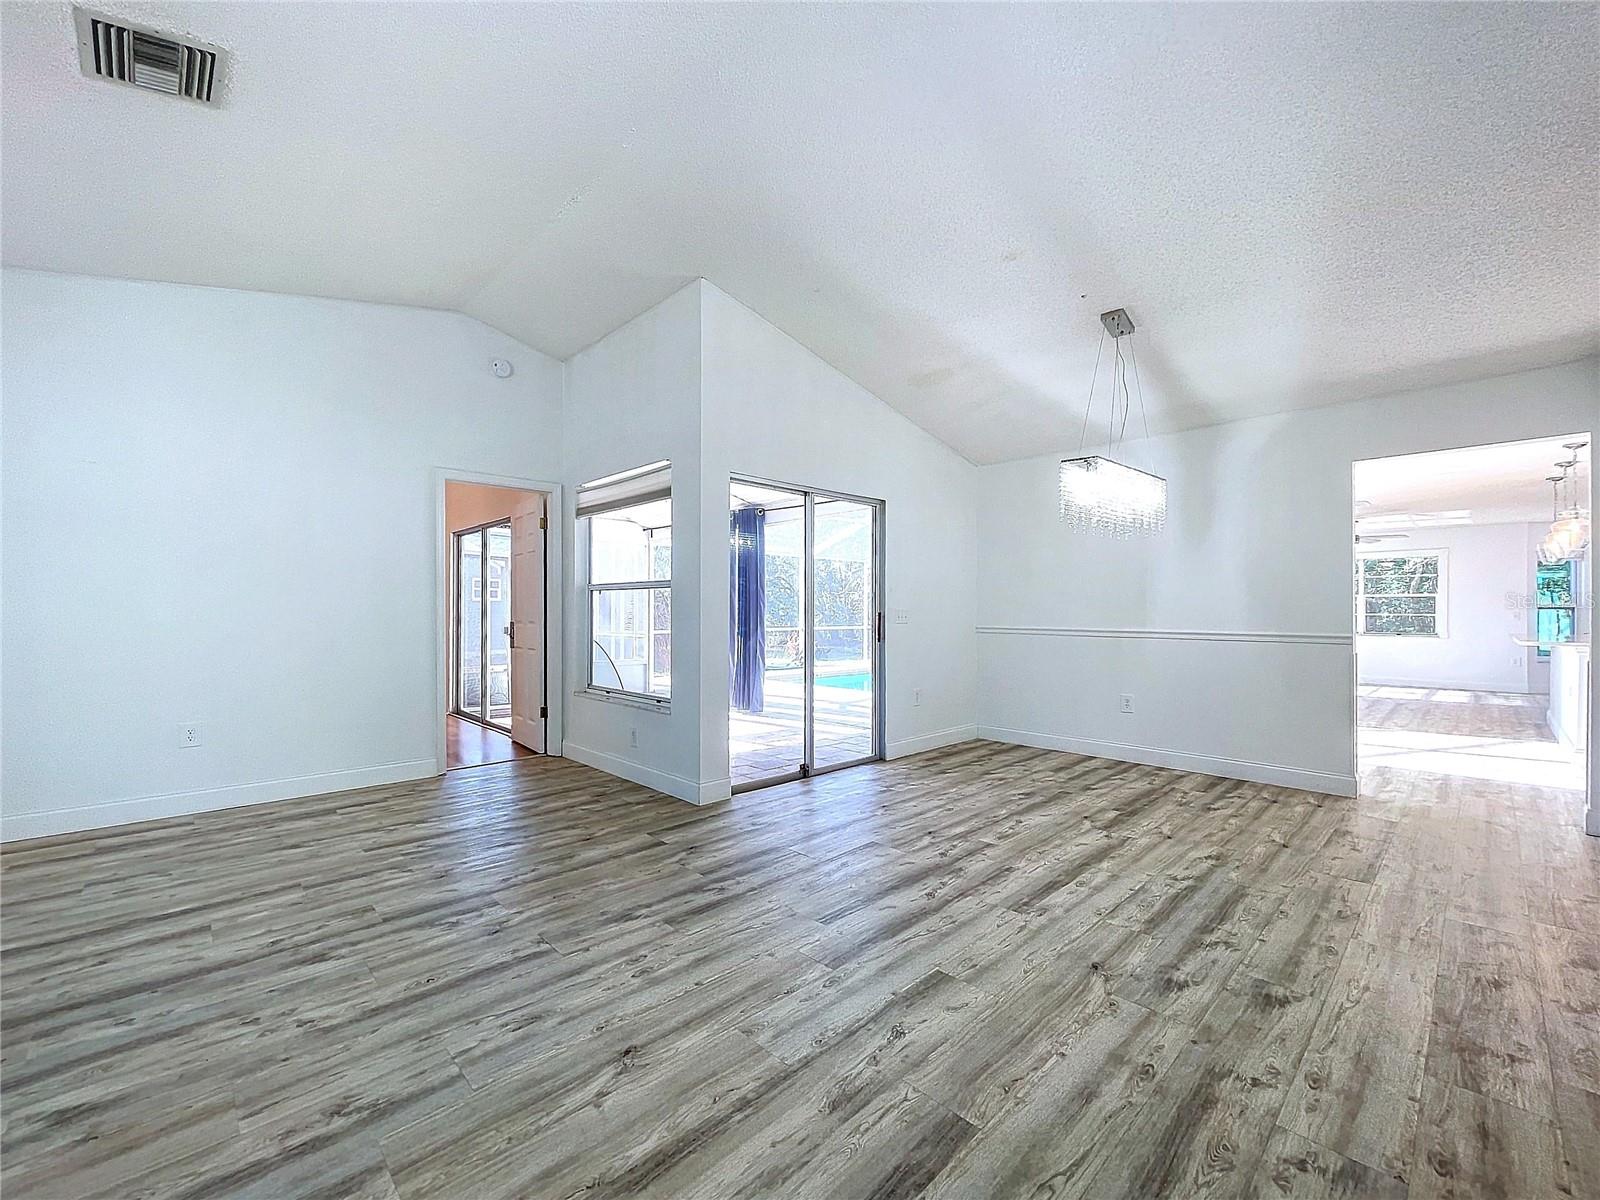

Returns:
74,9,222,104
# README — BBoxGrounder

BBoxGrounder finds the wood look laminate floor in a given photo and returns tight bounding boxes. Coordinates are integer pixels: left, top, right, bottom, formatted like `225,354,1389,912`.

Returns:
2,742,1596,1199
445,715,534,769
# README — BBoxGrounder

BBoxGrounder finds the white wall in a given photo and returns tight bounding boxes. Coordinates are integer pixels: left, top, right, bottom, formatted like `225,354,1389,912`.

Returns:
559,280,981,803
560,283,710,802
4,266,1592,836
1355,522,1540,694
0,269,563,839
975,357,1598,797
699,282,980,791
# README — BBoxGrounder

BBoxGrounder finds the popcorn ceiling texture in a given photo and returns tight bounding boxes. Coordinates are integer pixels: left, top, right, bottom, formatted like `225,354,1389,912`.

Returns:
2,1,1595,463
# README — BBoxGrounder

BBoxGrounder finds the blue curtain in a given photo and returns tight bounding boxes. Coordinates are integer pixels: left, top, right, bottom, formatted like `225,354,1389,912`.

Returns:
730,506,766,713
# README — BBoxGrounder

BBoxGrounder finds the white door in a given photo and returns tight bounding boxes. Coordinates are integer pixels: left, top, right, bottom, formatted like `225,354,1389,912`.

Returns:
510,492,546,751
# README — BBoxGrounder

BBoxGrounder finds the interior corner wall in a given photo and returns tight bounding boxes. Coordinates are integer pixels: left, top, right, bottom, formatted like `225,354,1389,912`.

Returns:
0,269,564,840
558,280,979,805
560,282,708,803
975,356,1599,798
698,282,981,796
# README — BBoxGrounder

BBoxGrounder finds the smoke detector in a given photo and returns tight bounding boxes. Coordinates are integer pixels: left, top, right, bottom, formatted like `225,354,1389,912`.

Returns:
74,8,223,105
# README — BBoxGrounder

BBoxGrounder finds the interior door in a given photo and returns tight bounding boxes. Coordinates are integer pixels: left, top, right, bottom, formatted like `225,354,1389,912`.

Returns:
510,492,546,751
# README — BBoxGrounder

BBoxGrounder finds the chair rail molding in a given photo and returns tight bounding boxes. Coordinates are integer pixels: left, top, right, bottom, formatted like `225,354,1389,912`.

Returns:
975,624,1353,646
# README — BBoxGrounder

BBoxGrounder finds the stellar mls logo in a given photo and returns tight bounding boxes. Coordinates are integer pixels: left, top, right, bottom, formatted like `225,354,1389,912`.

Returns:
1504,590,1594,612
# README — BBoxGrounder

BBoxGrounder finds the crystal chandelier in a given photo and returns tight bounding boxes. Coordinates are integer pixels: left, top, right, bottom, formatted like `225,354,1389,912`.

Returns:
1538,442,1590,565
1059,308,1166,537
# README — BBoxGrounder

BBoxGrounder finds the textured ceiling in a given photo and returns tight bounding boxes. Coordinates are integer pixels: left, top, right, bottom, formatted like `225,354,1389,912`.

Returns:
1355,434,1592,527
3,2,1596,463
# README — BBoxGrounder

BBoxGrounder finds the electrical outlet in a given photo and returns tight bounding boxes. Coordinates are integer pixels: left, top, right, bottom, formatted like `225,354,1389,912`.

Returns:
178,723,202,748
913,688,923,707
1119,694,1134,715
629,728,638,749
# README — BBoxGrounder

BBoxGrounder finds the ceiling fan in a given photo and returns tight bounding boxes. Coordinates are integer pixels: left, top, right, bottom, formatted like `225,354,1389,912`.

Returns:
1354,529,1411,545
1352,501,1410,545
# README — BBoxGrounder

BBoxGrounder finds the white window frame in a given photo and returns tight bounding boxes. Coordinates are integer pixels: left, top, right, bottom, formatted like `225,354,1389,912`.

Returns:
1355,548,1447,638
579,467,672,708
1534,557,1577,660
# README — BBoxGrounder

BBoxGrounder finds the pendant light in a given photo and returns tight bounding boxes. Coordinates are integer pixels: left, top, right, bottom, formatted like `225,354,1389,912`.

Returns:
1538,443,1590,564
1059,308,1167,537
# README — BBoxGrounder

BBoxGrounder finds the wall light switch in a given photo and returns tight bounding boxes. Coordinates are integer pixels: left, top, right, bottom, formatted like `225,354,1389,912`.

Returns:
629,728,638,749
1119,694,1135,715
893,609,909,625
913,688,923,706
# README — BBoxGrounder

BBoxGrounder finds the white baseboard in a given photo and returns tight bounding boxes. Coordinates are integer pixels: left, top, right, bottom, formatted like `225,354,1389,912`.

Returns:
0,758,440,843
698,777,732,805
887,725,980,760
562,742,710,805
977,726,1358,798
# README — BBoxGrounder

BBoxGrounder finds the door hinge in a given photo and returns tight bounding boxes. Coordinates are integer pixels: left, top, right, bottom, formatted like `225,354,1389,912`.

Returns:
539,705,548,719
876,612,885,642
539,515,547,530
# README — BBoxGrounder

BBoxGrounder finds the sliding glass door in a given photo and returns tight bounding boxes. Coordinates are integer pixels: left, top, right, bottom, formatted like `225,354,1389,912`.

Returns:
730,483,807,784
454,521,512,729
729,479,882,790
811,495,878,772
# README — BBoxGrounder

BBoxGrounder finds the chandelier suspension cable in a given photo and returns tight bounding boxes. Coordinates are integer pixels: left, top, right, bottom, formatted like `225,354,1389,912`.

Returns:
1077,324,1152,464
1114,337,1130,446
1077,329,1108,456
1127,335,1154,454
1058,306,1167,538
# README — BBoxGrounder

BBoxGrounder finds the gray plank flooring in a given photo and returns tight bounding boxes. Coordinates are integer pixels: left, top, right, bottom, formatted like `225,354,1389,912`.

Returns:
1,738,1594,1199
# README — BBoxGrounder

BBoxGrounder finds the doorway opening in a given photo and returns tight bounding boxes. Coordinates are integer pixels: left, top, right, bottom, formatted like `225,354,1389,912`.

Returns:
729,477,884,791
444,479,548,770
1352,434,1590,804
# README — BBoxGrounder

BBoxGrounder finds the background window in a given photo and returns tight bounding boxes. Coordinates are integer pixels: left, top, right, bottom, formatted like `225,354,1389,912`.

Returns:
586,495,671,700
1357,552,1442,636
1535,559,1575,659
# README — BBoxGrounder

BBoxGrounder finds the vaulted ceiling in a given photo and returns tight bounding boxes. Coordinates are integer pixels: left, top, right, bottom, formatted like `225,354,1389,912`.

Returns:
3,2,1596,463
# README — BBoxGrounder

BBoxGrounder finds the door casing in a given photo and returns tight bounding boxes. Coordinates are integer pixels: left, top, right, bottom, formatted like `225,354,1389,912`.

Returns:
433,470,563,776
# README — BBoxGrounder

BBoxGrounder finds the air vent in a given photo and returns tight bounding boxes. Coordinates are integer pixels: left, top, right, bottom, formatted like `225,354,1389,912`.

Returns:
74,8,222,104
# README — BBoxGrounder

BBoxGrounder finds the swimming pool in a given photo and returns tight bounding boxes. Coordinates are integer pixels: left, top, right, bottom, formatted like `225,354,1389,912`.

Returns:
816,672,872,691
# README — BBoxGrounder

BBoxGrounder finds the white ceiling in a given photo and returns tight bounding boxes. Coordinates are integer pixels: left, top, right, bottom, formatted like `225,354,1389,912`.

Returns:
1354,434,1592,528
3,2,1596,464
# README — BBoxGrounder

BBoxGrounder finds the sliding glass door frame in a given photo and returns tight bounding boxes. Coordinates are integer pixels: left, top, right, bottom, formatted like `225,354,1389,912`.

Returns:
730,474,885,793
452,518,512,731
